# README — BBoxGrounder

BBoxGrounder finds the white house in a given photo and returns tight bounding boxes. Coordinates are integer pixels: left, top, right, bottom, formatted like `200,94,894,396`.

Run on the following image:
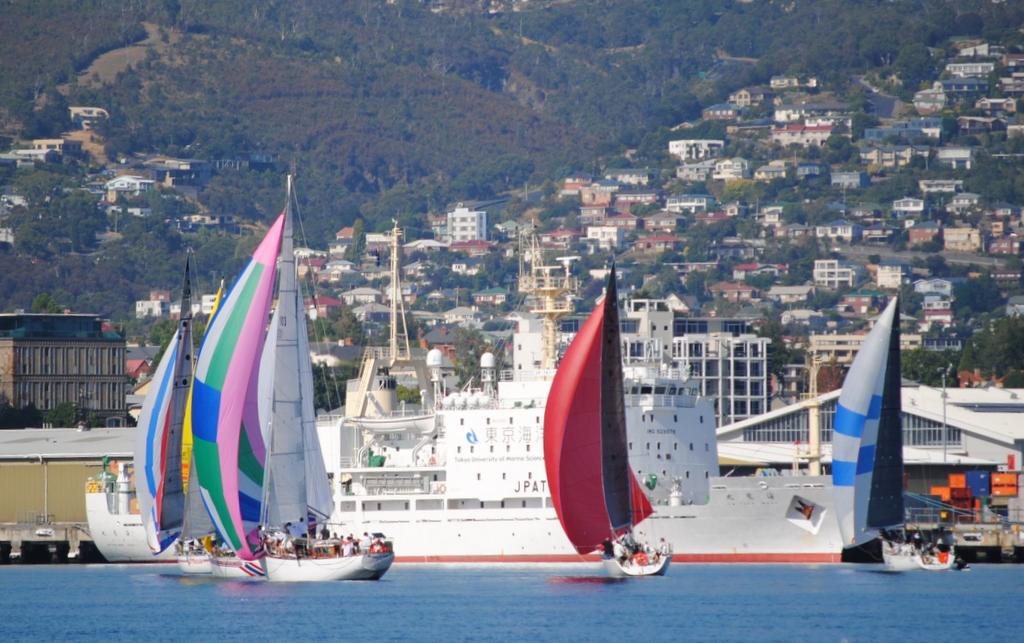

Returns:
668,139,725,161
876,261,911,289
340,287,383,306
945,61,996,78
913,278,954,298
665,194,715,214
936,147,974,170
675,159,717,182
585,225,625,251
813,259,862,288
814,220,862,243
893,197,926,219
712,158,750,181
105,175,155,200
446,204,487,243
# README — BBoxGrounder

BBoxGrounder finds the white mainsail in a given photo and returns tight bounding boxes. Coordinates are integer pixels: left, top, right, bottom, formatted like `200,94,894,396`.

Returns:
262,182,334,532
832,298,899,546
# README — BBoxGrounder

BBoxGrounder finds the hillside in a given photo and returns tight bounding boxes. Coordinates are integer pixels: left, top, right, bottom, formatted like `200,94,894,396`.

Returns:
2,0,1024,320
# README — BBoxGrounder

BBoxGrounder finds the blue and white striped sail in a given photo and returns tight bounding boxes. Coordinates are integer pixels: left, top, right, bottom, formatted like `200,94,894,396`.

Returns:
832,298,899,547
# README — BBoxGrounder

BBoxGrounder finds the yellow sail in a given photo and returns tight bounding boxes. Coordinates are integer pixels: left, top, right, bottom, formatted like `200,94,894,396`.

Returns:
181,281,225,491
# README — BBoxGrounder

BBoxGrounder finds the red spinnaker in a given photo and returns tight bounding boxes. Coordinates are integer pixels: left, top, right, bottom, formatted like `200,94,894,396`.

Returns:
543,269,653,555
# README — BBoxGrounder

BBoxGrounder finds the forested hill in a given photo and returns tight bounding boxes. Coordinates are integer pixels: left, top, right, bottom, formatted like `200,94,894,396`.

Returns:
1,1,1023,319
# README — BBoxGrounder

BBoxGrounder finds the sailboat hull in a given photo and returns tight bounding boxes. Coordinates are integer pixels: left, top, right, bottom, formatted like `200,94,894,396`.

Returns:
603,554,671,577
210,554,266,579
263,552,395,582
176,551,213,574
881,543,955,572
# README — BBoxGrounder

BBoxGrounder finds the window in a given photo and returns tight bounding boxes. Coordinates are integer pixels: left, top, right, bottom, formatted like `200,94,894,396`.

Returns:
689,443,694,451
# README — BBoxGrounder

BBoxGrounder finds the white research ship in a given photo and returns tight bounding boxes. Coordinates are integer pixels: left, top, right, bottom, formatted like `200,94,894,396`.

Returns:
84,460,174,562
316,226,843,563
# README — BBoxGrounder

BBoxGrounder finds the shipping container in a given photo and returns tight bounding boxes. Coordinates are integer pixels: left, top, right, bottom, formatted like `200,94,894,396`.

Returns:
966,471,991,497
949,473,966,488
950,487,972,500
992,486,1019,497
992,473,1019,487
929,486,951,501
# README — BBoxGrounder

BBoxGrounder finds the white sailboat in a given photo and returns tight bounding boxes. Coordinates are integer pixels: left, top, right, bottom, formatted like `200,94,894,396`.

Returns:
832,298,954,572
258,177,395,582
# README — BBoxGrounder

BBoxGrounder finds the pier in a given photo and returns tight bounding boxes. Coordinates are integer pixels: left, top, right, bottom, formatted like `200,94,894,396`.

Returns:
0,518,103,563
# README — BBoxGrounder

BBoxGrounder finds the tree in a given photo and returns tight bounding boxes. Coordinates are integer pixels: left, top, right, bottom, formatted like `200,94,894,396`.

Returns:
901,349,957,386
43,402,78,427
953,275,1002,318
31,293,63,313
345,219,366,262
894,43,933,89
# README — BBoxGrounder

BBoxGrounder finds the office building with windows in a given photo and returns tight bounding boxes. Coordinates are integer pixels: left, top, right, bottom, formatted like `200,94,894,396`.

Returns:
0,314,127,426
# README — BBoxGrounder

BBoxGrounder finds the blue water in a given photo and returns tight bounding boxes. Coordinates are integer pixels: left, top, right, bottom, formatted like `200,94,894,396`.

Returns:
1,563,1020,641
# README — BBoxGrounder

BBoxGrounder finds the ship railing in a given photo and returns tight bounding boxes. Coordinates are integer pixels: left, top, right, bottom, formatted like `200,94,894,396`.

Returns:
499,368,556,382
624,394,697,409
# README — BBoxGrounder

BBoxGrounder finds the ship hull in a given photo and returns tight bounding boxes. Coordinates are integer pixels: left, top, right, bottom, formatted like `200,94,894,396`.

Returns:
331,475,842,563
84,491,174,563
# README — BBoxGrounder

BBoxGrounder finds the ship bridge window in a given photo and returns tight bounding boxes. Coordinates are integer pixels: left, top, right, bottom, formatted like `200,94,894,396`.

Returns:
655,386,665,394
673,414,678,422
640,386,652,394
630,386,639,394
668,387,676,395
689,443,694,451
705,471,709,478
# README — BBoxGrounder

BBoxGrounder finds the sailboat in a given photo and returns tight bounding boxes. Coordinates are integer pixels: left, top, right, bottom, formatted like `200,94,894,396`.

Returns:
544,268,670,578
832,297,954,572
193,176,394,582
133,255,216,574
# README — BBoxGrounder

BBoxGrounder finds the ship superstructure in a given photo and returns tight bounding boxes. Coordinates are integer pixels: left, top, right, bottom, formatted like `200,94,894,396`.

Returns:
318,227,842,562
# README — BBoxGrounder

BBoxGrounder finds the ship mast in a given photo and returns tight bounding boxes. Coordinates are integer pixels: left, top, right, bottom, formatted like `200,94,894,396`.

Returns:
388,219,411,364
517,225,577,372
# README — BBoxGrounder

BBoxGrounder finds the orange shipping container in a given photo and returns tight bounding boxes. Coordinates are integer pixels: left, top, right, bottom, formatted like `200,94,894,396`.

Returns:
930,486,951,502
991,486,1019,497
949,473,966,487
992,473,1019,486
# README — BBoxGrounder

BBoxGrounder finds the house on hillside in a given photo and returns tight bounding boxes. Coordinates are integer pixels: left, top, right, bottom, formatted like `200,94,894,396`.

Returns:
708,281,759,304
472,287,509,307
633,234,682,255
712,158,750,181
105,175,155,201
69,106,109,130
943,227,982,252
815,219,862,243
668,139,724,161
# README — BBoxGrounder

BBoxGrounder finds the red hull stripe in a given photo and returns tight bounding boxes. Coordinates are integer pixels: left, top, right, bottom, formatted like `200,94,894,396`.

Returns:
392,553,842,564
